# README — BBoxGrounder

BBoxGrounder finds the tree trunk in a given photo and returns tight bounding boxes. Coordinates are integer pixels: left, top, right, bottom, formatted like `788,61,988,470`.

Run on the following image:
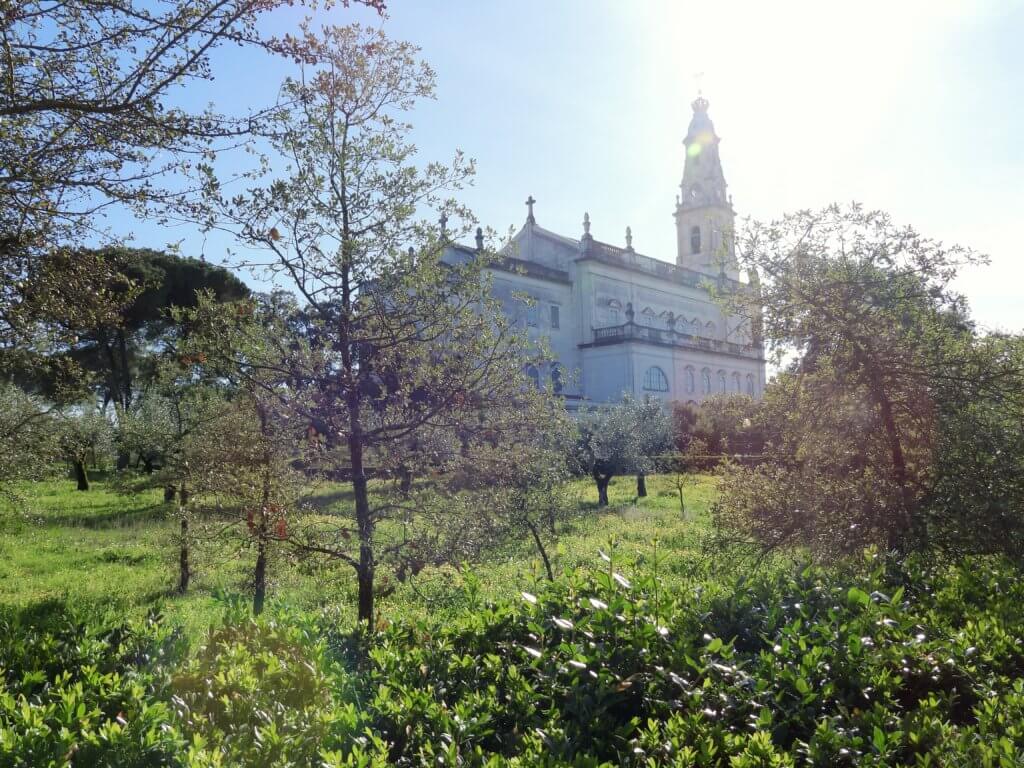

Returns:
163,485,176,503
595,474,610,507
178,515,190,594
868,370,915,552
116,451,130,471
254,403,272,616
73,459,90,491
636,472,647,498
350,435,375,624
526,518,554,581
253,537,267,615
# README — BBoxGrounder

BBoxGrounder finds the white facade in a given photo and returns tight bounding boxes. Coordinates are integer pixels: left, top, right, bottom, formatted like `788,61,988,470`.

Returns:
446,97,766,407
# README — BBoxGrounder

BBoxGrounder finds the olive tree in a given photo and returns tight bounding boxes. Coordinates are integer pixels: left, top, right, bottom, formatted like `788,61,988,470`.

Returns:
572,395,671,507
0,383,59,501
117,360,229,593
57,408,115,491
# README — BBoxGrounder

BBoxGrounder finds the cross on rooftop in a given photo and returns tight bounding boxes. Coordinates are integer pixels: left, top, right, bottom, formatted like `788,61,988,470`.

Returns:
525,195,536,224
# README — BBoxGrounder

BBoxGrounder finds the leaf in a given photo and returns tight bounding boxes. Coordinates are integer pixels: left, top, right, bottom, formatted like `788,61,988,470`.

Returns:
848,587,871,607
873,725,887,751
706,637,723,653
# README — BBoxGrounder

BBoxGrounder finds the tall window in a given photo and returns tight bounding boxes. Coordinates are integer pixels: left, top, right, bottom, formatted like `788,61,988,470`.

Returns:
701,368,712,395
718,371,727,393
525,302,539,327
732,372,741,393
550,363,563,394
643,366,669,392
685,367,695,394
690,225,701,254
526,365,540,390
746,374,755,396
550,305,560,329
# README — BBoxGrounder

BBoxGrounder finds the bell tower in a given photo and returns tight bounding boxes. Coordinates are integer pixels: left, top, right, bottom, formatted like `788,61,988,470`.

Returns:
674,95,738,279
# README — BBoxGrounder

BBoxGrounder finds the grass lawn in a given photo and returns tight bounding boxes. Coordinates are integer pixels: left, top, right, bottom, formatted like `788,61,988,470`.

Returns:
0,472,720,633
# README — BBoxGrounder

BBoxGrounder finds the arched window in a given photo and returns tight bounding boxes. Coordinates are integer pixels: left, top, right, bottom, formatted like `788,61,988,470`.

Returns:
643,366,669,392
550,363,563,394
641,307,657,327
701,368,712,395
705,321,716,338
746,374,755,396
717,371,727,393
690,225,701,254
685,367,695,394
732,372,741,393
526,365,540,390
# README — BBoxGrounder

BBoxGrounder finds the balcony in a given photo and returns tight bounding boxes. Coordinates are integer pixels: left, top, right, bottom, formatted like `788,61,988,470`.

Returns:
577,242,745,292
589,322,763,360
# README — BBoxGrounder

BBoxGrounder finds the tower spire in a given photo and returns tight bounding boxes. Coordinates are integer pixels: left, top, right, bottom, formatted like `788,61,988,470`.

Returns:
674,93,737,278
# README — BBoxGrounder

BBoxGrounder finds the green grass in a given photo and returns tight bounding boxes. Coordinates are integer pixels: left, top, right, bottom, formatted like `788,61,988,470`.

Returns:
0,472,719,633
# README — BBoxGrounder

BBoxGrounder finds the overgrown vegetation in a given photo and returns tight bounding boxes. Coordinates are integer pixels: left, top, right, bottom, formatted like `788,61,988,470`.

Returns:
3,542,1023,766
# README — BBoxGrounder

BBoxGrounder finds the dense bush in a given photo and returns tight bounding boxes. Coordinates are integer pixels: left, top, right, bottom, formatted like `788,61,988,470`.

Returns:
3,556,1024,766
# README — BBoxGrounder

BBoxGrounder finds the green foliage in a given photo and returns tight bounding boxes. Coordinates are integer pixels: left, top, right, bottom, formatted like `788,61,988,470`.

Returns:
193,25,563,623
0,608,187,766
719,204,1024,559
4,553,1024,766
0,385,59,498
572,395,672,505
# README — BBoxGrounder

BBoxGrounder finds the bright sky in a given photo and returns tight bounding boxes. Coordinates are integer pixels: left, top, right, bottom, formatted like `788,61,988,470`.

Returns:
120,0,1024,332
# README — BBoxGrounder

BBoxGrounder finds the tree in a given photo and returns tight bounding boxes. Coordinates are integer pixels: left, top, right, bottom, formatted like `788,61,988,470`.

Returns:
57,408,114,491
0,383,59,502
669,437,708,519
175,293,312,614
64,249,248,415
572,395,671,507
715,204,1024,558
1,1,381,470
117,359,229,592
923,333,1024,561
191,26,556,622
631,396,674,497
187,394,310,614
690,394,766,462
1,0,384,249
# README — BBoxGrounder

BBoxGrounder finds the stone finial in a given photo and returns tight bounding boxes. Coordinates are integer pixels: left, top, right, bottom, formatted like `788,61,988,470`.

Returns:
439,212,448,238
475,226,484,251
408,246,415,258
625,302,634,322
667,311,677,331
525,195,536,224
582,212,591,237
625,226,633,251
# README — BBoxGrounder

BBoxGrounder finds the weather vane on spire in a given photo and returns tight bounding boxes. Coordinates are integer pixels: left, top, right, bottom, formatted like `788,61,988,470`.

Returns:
694,71,705,96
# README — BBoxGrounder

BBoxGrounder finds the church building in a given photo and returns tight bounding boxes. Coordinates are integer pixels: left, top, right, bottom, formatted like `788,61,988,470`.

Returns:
446,96,766,407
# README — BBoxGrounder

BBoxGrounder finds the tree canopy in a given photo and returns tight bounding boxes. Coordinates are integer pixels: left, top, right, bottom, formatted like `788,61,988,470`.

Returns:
716,204,1024,559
